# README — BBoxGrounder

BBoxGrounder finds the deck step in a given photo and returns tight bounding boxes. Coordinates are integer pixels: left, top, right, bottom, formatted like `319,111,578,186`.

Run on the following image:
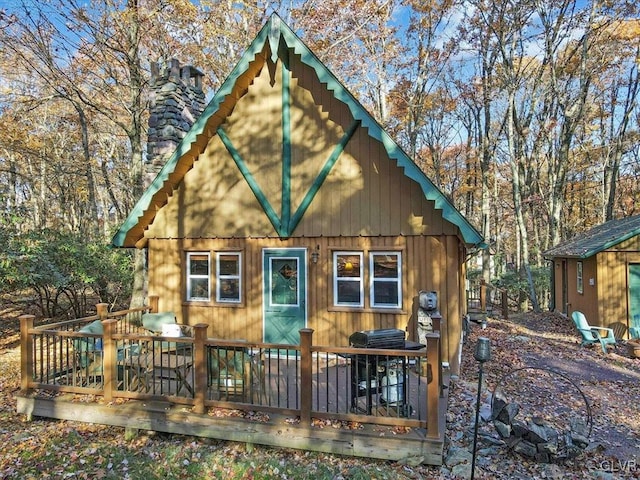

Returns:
467,312,487,323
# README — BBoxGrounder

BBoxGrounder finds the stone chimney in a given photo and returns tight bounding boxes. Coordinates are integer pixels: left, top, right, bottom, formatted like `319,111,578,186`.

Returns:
146,58,206,186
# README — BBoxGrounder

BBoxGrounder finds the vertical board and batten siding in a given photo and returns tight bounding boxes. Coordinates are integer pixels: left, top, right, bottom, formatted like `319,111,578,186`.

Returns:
145,53,454,240
142,42,470,372
596,237,640,332
554,235,640,331
147,234,464,372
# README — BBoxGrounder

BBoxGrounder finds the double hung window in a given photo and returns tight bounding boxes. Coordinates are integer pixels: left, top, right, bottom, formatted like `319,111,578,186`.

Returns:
186,252,210,301
217,253,241,303
333,250,402,309
186,251,242,304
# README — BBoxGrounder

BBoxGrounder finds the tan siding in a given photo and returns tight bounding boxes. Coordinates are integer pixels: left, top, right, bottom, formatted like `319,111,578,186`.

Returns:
563,257,599,324
597,251,640,332
144,49,464,242
148,235,464,369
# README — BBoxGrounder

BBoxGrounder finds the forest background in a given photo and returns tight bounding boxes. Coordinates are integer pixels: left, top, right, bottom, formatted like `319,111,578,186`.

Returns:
0,0,639,318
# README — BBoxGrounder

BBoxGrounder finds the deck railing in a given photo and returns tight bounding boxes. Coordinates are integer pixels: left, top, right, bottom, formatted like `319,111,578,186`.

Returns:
19,305,442,439
467,279,509,319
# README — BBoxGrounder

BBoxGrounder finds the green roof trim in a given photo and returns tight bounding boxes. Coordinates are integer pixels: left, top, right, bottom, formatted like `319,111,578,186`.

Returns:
112,13,484,248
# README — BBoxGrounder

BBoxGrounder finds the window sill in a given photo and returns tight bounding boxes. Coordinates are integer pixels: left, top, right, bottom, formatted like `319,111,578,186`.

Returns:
182,301,245,308
328,306,406,315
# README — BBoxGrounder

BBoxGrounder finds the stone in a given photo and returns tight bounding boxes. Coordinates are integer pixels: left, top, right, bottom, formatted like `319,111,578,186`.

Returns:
512,420,528,438
505,436,521,449
571,433,589,448
491,396,507,420
451,463,472,479
494,419,512,438
478,432,505,446
569,417,589,437
444,447,472,467
513,439,538,458
496,402,520,424
526,422,550,443
537,441,558,455
535,452,550,463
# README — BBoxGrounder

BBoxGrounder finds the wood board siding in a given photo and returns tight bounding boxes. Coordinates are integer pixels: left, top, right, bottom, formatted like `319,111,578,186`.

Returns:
144,49,461,241
597,250,640,333
147,235,464,372
552,233,640,333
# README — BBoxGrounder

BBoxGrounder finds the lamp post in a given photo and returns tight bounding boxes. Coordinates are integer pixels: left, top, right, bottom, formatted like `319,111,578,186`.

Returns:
471,337,491,480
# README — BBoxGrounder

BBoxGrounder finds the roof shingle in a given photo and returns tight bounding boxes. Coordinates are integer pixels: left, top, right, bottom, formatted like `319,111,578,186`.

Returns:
543,214,640,258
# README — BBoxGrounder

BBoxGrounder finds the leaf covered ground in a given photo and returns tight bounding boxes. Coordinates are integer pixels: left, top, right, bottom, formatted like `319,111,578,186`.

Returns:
1,301,639,479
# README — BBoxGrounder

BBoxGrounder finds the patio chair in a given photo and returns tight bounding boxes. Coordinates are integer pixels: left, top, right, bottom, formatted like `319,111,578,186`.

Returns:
208,345,264,401
141,312,192,353
74,320,105,385
74,320,134,387
571,311,617,354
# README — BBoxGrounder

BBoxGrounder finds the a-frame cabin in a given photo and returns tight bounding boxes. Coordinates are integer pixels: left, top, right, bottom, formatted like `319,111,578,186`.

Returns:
112,14,484,374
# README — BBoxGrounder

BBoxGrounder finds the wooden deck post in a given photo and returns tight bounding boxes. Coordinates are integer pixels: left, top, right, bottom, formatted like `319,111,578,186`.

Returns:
148,295,159,313
192,323,209,414
96,303,109,320
501,290,509,319
299,328,314,427
102,319,118,402
479,279,487,313
20,315,35,394
425,332,441,439
431,315,444,395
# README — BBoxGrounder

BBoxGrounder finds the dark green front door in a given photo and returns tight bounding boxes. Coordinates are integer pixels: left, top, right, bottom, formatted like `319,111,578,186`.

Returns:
263,248,306,345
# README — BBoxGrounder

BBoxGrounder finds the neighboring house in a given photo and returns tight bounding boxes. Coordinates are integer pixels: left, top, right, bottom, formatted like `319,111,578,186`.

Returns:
112,14,484,373
544,214,640,338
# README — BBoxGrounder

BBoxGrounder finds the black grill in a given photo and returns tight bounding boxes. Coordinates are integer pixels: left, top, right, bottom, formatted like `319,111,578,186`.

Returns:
348,328,422,416
349,328,406,349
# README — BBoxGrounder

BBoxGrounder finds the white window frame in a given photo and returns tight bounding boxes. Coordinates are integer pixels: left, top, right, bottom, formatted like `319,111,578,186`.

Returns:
369,251,402,309
577,261,583,294
216,252,242,303
186,252,210,301
333,251,364,307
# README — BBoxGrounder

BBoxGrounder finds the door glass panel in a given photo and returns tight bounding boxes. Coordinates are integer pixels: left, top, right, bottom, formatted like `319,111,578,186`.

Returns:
270,258,299,306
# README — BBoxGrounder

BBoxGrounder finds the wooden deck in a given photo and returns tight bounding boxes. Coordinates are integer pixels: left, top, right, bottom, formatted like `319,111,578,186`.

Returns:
16,305,447,465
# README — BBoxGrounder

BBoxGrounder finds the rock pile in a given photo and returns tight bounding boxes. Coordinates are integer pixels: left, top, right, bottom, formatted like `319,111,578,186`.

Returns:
491,396,591,463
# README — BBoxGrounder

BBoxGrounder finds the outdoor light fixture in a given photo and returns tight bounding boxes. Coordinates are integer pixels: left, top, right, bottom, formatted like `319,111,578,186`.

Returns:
311,245,320,264
471,337,491,480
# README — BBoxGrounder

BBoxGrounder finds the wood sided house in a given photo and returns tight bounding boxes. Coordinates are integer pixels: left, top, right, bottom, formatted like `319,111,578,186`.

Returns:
544,214,640,338
112,13,484,374
17,14,484,465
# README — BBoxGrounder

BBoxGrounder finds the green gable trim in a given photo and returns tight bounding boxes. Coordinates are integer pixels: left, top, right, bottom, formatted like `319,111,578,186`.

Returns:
281,55,292,235
276,21,483,247
289,119,360,233
217,127,285,236
112,13,484,248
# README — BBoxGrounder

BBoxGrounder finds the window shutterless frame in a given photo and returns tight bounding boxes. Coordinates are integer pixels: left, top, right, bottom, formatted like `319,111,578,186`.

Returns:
369,251,402,308
333,251,364,307
216,252,242,303
186,252,210,301
577,261,583,295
